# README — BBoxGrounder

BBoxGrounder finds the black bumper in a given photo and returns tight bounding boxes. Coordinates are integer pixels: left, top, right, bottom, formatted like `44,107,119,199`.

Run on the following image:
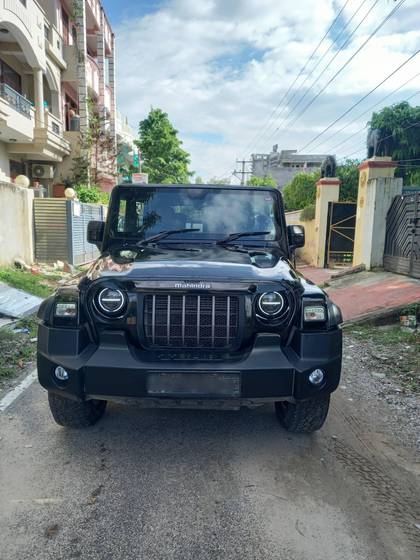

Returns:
37,325,342,403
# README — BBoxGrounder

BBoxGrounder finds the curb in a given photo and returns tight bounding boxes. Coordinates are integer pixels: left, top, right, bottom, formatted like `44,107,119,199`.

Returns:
342,300,420,327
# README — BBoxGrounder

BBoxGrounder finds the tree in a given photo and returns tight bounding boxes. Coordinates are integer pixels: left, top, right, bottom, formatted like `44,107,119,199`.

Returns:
247,175,277,187
282,160,360,212
369,101,420,184
135,108,192,183
282,171,320,211
336,159,360,201
67,97,117,188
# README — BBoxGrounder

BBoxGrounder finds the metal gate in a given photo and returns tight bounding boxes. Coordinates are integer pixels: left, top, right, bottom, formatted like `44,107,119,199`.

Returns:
34,199,107,265
325,202,357,268
383,193,420,279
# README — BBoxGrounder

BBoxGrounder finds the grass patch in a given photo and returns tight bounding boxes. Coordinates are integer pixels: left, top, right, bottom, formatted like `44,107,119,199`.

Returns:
0,267,60,298
0,316,37,382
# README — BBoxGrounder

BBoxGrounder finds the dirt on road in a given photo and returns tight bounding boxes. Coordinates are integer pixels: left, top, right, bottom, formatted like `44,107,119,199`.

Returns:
0,332,419,560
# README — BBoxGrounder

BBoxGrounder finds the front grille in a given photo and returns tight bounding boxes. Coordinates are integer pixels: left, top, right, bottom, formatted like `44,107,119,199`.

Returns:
144,294,240,349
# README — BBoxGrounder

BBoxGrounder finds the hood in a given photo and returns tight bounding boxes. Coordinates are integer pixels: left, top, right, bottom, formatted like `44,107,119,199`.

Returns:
84,244,302,284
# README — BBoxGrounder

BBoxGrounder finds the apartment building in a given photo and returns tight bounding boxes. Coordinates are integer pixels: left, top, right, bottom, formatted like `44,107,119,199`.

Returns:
251,146,330,190
0,0,120,193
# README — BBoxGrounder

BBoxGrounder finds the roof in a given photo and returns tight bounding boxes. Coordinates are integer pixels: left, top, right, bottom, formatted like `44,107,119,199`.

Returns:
116,183,278,191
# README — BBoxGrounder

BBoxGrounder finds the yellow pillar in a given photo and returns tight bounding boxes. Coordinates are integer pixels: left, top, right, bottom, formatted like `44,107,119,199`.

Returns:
313,177,341,268
353,157,397,267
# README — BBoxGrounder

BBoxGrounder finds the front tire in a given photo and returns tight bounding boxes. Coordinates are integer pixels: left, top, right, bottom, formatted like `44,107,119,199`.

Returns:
275,395,330,433
48,392,107,428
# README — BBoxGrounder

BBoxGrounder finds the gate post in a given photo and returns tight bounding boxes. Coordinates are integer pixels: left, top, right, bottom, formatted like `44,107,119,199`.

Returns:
353,157,402,269
313,177,341,267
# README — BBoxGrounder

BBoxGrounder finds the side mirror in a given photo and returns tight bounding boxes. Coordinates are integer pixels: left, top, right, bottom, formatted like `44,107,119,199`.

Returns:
87,220,105,249
287,224,305,249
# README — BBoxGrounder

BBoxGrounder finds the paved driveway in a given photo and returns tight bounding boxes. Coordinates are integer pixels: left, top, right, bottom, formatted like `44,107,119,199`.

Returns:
1,379,419,560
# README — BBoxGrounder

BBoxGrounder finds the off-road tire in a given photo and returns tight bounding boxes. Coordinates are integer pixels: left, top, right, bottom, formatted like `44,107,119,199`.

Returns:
275,395,330,433
48,392,107,428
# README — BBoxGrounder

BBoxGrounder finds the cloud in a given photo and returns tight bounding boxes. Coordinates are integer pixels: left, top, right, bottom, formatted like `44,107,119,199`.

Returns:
113,0,420,179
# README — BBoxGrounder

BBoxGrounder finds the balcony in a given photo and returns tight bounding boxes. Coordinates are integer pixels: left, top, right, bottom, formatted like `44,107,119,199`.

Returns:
87,55,100,96
0,83,35,142
86,0,101,30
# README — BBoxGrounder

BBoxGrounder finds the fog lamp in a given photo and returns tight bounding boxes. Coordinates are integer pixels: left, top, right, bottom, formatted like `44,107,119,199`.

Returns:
309,369,324,385
304,305,326,322
54,366,69,381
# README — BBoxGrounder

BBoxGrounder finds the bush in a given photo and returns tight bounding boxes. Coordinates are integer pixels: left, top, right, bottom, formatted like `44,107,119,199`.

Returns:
283,171,319,211
299,204,315,221
74,184,109,205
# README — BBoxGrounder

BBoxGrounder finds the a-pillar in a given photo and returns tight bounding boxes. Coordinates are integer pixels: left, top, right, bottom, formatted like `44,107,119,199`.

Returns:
33,68,44,128
313,177,341,268
353,157,402,269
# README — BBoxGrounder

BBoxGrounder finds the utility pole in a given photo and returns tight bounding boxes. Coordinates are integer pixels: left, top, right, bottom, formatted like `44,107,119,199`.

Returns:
233,159,252,185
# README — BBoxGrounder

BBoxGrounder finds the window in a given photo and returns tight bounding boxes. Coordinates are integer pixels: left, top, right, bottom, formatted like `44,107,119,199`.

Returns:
62,8,69,45
110,187,279,241
0,59,22,94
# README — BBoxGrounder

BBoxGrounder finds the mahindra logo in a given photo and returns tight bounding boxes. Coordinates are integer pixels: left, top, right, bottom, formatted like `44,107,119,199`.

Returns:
174,282,211,289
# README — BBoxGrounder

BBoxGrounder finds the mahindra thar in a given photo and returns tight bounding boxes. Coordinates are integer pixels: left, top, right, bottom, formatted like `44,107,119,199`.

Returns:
37,184,342,432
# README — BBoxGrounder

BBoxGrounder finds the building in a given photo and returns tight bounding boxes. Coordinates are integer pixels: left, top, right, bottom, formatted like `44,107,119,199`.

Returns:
0,0,124,194
251,146,330,190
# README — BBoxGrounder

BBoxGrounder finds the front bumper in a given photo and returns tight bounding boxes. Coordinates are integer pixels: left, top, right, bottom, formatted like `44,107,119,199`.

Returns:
37,325,342,404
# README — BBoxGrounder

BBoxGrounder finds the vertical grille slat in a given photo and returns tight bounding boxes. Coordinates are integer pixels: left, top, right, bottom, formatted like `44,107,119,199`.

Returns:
144,293,240,349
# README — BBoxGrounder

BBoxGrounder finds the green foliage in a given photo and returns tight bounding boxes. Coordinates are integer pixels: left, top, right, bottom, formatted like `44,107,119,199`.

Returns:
282,160,360,211
0,268,57,298
247,175,277,187
337,159,360,201
369,101,420,183
74,184,109,205
299,204,316,221
282,171,320,211
135,108,192,184
194,176,204,184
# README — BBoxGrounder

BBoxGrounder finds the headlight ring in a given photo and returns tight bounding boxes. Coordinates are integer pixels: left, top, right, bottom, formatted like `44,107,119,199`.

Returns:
94,287,127,317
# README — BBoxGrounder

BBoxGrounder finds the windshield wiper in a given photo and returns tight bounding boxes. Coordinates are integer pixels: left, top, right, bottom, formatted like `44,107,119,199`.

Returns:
137,228,200,246
216,231,270,245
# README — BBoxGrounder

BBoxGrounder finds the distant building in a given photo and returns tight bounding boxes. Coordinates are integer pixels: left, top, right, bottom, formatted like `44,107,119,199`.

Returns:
251,146,331,190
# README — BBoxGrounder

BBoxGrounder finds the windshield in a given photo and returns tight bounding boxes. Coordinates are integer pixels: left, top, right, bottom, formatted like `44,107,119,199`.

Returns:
108,186,280,242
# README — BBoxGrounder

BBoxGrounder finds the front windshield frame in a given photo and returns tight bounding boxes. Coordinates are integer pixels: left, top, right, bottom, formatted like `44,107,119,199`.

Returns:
104,185,285,248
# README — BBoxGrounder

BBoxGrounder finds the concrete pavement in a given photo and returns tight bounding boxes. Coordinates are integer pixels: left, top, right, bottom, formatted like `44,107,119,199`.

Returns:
299,266,420,321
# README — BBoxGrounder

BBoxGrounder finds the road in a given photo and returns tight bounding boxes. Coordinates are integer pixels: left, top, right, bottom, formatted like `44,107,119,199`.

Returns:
0,380,419,560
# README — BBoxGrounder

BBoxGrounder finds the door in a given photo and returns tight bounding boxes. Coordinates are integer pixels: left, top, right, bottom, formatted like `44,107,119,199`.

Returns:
325,202,357,268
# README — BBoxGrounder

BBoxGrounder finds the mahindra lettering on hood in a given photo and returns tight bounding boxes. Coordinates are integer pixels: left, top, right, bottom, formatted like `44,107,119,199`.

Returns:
37,183,342,433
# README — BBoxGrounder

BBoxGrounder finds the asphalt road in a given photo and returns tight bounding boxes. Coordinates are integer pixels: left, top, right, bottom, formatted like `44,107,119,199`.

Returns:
0,381,419,560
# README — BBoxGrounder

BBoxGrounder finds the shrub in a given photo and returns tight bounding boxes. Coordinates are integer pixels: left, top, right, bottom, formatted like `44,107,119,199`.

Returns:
299,204,315,221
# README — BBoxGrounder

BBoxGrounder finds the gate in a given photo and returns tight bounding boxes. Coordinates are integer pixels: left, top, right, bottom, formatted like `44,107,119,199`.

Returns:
34,199,107,265
384,193,420,279
325,202,356,268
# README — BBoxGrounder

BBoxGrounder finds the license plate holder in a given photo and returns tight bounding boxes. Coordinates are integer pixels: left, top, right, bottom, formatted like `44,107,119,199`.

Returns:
147,372,241,397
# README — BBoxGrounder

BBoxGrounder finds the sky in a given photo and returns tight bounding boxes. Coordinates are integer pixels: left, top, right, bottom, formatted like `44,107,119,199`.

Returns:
102,0,420,181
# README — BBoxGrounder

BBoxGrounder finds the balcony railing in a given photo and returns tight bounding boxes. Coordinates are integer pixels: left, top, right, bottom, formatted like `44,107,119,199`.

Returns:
0,83,32,118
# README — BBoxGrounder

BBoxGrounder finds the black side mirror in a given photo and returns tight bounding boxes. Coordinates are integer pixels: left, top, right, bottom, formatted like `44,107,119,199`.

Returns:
87,220,105,249
287,224,305,249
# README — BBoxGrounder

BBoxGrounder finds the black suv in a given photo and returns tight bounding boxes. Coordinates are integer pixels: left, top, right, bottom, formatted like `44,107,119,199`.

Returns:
37,184,342,432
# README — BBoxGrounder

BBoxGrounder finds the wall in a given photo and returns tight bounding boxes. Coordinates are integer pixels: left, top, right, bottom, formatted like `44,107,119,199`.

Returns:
285,210,316,265
0,182,34,266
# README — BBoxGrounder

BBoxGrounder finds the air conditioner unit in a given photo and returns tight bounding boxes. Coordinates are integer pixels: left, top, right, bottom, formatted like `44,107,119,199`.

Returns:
32,164,54,180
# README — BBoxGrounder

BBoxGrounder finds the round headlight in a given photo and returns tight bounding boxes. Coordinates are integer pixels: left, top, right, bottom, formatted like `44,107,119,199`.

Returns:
96,288,126,316
258,291,284,316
